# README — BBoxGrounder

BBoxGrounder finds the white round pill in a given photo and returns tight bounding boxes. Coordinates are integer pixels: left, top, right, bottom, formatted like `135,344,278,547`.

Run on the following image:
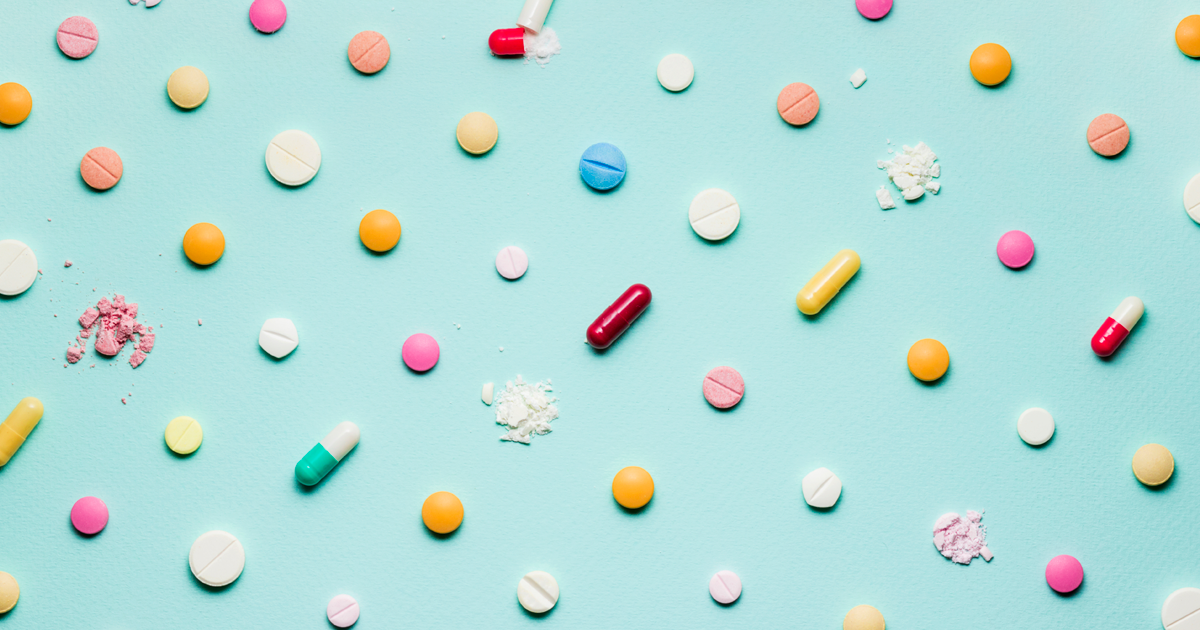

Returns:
657,54,694,92
495,246,528,280
1017,407,1054,446
0,239,38,296
188,530,245,587
259,318,298,358
1184,173,1200,224
266,130,321,186
1163,587,1200,630
689,188,741,241
517,570,559,614
801,467,842,508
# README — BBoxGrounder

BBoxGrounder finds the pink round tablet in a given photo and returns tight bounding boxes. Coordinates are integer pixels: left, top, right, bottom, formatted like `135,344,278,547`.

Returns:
402,333,439,372
709,570,742,604
348,31,390,74
777,83,820,126
57,16,98,59
1087,113,1129,157
1045,554,1083,593
703,366,744,409
996,230,1034,269
495,246,528,280
70,496,108,535
249,0,287,34
80,147,123,191
327,594,360,628
856,0,892,19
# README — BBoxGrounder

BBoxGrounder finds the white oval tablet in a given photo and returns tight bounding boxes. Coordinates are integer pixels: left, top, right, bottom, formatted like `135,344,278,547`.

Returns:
801,467,842,508
266,130,321,186
495,246,528,280
189,530,245,587
689,189,740,241
517,570,559,614
1163,587,1200,630
259,318,298,358
1185,174,1200,224
657,54,694,92
1018,407,1054,446
0,239,38,296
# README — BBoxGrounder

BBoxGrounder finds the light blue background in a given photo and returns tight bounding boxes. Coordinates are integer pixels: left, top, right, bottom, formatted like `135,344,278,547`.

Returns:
2,0,1199,628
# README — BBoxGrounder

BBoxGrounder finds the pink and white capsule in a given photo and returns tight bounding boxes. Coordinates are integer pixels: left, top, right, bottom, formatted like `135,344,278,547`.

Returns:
1091,297,1143,357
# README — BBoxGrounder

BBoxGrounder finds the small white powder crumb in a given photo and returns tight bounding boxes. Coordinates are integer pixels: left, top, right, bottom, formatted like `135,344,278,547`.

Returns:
499,346,504,352
877,142,940,204
482,382,494,405
876,186,896,210
524,27,561,67
850,68,867,88
495,376,558,443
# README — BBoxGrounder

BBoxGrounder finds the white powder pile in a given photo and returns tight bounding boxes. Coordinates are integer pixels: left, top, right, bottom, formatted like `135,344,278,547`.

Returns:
524,27,561,67
495,376,559,443
876,142,941,208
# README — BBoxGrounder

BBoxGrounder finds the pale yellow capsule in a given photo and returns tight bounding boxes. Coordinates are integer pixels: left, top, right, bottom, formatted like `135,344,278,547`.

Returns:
165,416,204,455
1132,443,1174,486
797,249,861,315
0,397,43,467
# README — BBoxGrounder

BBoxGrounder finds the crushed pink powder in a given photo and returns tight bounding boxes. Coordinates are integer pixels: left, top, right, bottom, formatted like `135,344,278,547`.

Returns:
933,510,992,565
64,260,72,267
67,294,156,369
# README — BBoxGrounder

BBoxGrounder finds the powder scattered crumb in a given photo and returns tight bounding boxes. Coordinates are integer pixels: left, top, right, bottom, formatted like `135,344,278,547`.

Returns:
198,319,202,326
524,27,561,67
877,142,940,203
850,68,867,88
875,186,896,210
495,376,558,444
121,398,127,404
933,510,992,565
67,294,156,369
64,260,72,267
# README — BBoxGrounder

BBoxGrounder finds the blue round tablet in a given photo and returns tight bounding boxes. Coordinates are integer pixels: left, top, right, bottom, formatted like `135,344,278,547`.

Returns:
579,143,627,191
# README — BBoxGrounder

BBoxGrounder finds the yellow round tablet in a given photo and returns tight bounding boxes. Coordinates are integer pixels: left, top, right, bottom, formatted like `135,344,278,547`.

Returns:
612,466,654,509
844,604,885,630
0,82,32,126
456,112,498,155
183,222,225,265
167,66,210,109
1178,16,1200,57
165,416,203,455
1132,443,1174,486
422,491,464,534
359,209,401,252
0,571,19,614
907,338,949,382
969,43,1012,86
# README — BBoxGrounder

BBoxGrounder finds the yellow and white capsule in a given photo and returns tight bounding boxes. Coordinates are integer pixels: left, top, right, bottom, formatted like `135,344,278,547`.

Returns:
797,250,861,315
0,398,43,467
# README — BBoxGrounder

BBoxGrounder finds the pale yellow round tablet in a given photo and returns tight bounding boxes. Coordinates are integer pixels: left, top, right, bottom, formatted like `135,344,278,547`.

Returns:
167,66,209,109
165,416,203,455
456,112,497,155
844,604,885,630
0,571,19,614
1132,443,1174,486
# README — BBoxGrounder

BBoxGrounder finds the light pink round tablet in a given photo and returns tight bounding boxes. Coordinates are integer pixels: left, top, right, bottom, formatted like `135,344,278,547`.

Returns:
80,147,123,190
1045,555,1083,593
777,83,820,126
996,230,1034,268
1087,113,1129,157
70,496,109,535
709,570,742,604
703,366,744,409
348,31,390,74
495,246,528,280
856,0,892,19
327,594,360,628
402,333,439,372
57,16,98,59
249,0,287,34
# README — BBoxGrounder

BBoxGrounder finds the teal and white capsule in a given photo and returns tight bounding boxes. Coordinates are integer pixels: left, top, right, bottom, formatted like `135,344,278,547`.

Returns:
295,421,360,486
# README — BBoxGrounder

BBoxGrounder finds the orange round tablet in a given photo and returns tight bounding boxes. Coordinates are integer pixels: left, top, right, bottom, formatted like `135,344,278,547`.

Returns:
777,82,820,126
907,339,949,382
183,223,225,266
1087,113,1129,157
359,209,401,252
612,466,654,509
421,491,463,534
348,31,390,74
0,82,32,126
80,147,123,190
1178,16,1200,57
969,43,1012,86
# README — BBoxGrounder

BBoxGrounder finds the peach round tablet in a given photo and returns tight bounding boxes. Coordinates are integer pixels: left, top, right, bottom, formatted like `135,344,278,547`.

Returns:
183,222,225,265
57,16,98,59
80,147,122,190
703,366,744,409
777,82,819,126
0,82,32,126
0,572,18,614
996,230,1034,268
1133,443,1174,486
969,43,1011,86
167,66,209,109
421,491,463,534
402,333,439,371
70,496,108,535
612,466,654,509
359,209,401,252
907,338,949,382
348,31,390,74
1178,16,1200,57
856,0,892,20
1045,554,1083,593
844,605,885,630
1087,114,1129,157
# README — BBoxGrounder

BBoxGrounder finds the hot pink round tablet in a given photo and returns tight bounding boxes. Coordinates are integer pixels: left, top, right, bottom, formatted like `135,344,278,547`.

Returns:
249,0,287,34
856,0,892,19
348,31,390,74
402,333,439,372
80,147,123,190
57,16,98,59
1087,113,1129,157
327,594,360,628
996,230,1034,268
703,366,744,409
777,83,820,126
1045,554,1083,593
709,570,742,604
70,496,109,535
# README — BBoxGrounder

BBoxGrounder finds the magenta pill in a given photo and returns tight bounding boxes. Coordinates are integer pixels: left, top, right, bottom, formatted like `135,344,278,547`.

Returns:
70,496,109,535
401,333,440,372
1045,554,1083,593
856,0,893,19
709,570,742,604
249,0,287,34
996,230,1034,269
703,367,744,409
57,16,98,59
327,594,360,628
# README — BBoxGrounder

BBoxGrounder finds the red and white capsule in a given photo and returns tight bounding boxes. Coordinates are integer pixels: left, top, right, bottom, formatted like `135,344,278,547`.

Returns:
1091,297,1143,357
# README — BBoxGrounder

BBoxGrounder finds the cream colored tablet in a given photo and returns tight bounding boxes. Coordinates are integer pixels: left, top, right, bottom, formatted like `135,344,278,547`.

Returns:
165,416,203,455
802,467,842,508
259,318,298,358
1017,408,1054,446
0,240,37,296
657,54,694,91
688,189,740,240
1163,587,1200,630
189,530,245,587
517,571,559,614
266,130,321,186
1184,173,1200,224
1133,443,1174,486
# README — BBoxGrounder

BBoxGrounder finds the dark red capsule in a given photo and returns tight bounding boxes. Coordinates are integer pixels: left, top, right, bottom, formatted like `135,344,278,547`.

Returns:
586,284,651,349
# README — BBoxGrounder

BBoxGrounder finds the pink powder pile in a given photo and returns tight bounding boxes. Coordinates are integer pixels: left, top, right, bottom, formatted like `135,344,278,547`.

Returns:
933,510,992,565
67,294,156,369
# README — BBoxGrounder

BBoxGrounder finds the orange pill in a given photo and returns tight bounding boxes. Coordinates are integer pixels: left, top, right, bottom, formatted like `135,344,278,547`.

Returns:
1087,113,1129,157
183,223,225,266
907,339,949,382
1178,15,1200,57
348,31,390,74
421,491,463,534
0,82,32,126
358,209,401,252
80,147,123,190
969,43,1012,86
612,466,654,509
777,82,819,126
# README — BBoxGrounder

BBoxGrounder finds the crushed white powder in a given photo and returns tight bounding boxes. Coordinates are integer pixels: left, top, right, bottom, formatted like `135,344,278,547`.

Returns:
850,68,867,88
524,27,561,67
875,186,896,210
495,376,558,443
877,142,941,203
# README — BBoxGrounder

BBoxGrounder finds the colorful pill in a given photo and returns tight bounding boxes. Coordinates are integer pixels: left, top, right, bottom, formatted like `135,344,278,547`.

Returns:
586,283,651,349
1178,16,1200,57
844,604,886,630
295,421,360,486
709,570,741,604
1087,113,1129,157
70,496,109,535
57,16,98,59
0,82,32,126
796,249,860,315
0,571,18,614
348,31,390,74
488,27,526,56
0,397,43,467
1091,296,1143,357
970,43,1011,86
421,491,464,534
1045,554,1083,593
612,466,654,509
